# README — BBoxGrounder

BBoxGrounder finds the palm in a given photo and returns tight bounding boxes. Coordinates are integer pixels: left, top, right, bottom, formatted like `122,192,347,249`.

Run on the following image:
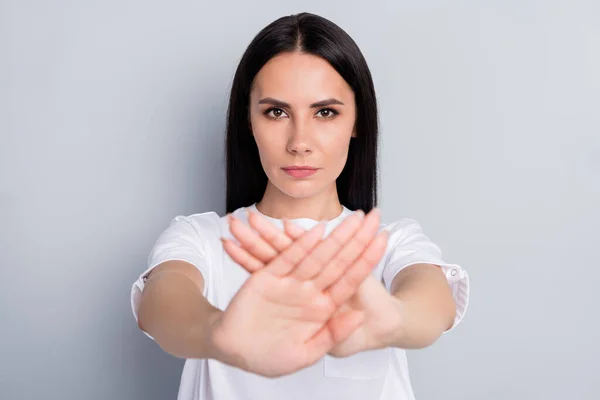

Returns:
214,269,346,377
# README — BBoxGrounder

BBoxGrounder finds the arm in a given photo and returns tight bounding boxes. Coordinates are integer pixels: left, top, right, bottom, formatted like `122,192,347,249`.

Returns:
136,260,223,360
389,263,456,349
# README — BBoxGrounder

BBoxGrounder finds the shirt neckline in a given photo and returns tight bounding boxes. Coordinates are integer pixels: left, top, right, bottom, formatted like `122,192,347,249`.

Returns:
247,203,353,226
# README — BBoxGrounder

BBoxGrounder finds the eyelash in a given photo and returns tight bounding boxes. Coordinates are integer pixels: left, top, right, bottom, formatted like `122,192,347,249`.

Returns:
263,107,339,120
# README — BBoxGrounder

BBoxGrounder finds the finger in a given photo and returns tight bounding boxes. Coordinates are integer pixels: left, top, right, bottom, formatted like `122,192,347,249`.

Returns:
289,210,366,281
247,210,294,252
283,219,305,239
313,208,382,290
221,237,265,273
228,215,278,263
265,222,325,277
328,230,389,306
304,309,365,363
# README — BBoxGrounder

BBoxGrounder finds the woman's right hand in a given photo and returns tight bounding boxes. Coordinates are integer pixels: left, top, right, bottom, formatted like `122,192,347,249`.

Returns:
212,209,387,378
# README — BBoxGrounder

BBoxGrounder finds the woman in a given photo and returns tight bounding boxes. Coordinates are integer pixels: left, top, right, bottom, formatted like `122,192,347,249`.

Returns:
131,12,470,400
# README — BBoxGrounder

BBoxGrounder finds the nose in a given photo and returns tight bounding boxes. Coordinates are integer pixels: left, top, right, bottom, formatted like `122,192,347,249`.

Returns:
286,122,313,155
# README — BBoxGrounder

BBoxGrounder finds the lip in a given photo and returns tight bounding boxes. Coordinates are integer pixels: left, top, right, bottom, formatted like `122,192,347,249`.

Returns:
283,165,318,170
282,166,319,178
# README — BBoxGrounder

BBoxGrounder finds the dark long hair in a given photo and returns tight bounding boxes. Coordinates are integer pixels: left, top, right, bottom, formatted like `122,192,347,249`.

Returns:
225,12,379,213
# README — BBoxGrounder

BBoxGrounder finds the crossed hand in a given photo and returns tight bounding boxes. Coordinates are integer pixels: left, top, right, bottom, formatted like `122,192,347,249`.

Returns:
212,208,402,378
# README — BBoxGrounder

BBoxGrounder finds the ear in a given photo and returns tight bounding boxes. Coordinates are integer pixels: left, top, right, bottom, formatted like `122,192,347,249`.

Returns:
351,125,357,138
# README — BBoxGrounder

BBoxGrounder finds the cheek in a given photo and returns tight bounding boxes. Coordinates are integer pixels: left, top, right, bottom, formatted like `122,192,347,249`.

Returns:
251,125,284,168
331,144,351,172
322,120,353,155
318,136,351,177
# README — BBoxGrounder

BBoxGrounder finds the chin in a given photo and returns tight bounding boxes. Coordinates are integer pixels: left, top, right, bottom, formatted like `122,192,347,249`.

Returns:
276,180,323,199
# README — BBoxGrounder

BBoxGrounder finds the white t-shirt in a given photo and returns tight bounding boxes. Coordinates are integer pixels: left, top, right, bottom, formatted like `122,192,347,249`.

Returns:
131,204,470,400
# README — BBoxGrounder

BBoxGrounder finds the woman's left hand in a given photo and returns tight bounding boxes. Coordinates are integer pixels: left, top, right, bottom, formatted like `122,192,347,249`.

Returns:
224,210,404,358
321,273,402,357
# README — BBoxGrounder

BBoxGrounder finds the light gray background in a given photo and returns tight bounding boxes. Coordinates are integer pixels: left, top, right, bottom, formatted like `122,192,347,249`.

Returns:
1,1,598,399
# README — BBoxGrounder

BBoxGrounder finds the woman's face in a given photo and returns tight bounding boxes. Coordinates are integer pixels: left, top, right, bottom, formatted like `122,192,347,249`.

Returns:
249,51,357,200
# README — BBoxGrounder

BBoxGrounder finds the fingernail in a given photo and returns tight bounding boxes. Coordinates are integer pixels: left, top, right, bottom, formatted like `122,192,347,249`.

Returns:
355,210,365,219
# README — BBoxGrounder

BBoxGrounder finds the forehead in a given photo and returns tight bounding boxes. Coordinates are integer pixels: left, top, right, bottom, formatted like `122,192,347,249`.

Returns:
251,52,354,102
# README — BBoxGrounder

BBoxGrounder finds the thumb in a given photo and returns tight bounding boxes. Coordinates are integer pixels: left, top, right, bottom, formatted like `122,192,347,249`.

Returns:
303,309,364,363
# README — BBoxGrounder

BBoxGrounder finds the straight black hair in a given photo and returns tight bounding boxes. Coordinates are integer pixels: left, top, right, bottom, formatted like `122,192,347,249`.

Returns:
225,12,379,213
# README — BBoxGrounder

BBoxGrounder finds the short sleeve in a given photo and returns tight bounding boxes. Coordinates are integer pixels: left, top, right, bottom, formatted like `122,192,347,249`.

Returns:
130,212,221,340
381,219,470,332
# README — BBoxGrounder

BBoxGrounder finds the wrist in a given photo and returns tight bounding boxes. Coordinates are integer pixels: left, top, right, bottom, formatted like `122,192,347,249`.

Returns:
205,309,226,360
380,297,406,348
205,310,250,371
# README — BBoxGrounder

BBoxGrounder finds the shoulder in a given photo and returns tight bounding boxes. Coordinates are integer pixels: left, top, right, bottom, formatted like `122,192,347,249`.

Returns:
380,217,424,239
378,216,443,265
165,205,248,238
166,211,224,236
187,211,226,231
379,217,439,255
152,211,232,254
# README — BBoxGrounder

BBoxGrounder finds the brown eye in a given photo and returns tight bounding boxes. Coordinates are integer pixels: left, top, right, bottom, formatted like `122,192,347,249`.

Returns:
316,108,338,119
264,108,287,119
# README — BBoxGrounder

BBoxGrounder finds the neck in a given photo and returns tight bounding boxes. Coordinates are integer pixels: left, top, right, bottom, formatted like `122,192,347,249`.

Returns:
256,182,343,221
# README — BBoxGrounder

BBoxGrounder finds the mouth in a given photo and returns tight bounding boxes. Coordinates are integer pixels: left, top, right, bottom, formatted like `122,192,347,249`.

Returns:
281,166,319,178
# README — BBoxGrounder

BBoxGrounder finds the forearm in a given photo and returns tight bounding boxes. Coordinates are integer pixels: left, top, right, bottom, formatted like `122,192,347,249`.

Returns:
389,264,456,349
137,269,223,359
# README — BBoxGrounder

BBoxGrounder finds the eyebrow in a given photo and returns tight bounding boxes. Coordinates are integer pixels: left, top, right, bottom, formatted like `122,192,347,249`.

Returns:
258,97,345,108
